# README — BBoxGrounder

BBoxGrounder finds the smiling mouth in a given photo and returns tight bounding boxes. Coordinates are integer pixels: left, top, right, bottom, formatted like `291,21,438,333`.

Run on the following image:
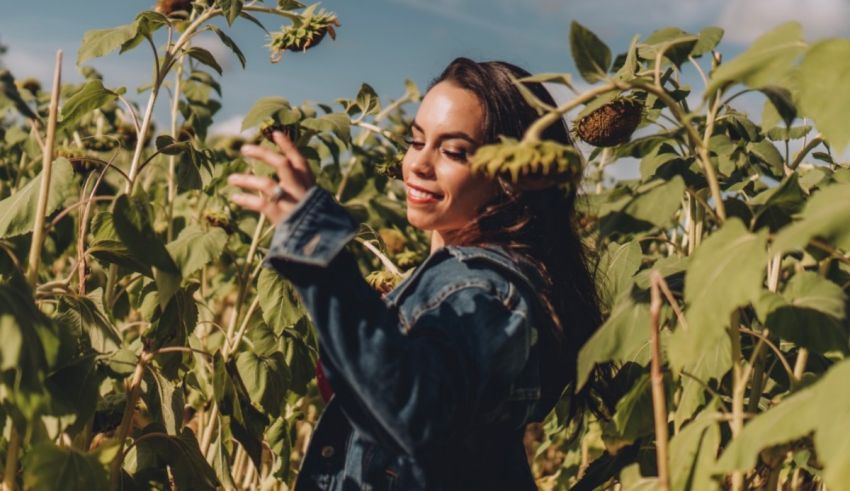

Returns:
406,184,443,203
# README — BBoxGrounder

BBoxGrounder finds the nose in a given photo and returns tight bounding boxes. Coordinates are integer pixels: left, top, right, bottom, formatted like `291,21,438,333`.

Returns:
404,146,435,178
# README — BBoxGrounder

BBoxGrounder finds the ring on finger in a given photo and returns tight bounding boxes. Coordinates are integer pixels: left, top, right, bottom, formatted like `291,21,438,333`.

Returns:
267,185,288,203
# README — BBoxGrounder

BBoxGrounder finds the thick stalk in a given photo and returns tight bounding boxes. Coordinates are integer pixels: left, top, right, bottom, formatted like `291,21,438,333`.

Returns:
6,50,63,491
109,352,153,490
729,309,745,491
648,272,670,490
793,349,808,381
166,57,184,242
25,50,63,285
749,254,782,412
125,87,159,192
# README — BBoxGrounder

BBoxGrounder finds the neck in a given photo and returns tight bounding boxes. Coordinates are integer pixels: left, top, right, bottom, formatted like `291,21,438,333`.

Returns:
429,231,446,254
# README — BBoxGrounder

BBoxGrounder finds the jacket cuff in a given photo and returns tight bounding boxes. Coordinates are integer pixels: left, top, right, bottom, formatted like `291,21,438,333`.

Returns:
263,186,359,268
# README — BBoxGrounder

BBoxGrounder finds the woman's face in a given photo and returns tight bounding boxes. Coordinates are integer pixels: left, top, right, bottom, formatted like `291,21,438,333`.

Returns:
401,81,500,242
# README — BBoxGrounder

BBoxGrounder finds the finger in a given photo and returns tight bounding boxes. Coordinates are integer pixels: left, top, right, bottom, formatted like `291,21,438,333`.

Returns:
231,193,288,224
241,144,303,189
230,192,267,212
227,173,278,194
272,131,309,173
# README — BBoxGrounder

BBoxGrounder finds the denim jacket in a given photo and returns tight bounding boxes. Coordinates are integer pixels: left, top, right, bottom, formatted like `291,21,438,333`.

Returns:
263,186,561,491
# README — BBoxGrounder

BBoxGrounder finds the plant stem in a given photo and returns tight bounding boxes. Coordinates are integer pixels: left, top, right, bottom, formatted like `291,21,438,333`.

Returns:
793,348,808,381
729,309,745,491
166,56,184,242
125,87,159,193
354,237,401,276
523,82,618,142
649,271,670,491
789,135,823,171
6,51,62,491
25,50,63,285
623,79,726,222
199,404,219,457
109,352,153,490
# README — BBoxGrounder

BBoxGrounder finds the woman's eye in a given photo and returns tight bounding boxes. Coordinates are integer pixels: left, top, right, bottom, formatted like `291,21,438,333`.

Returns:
402,137,424,149
443,149,467,162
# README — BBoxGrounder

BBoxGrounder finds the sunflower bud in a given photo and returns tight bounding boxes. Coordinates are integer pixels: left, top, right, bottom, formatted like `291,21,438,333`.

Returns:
155,0,192,17
267,9,339,62
260,121,299,143
574,98,642,147
470,136,583,191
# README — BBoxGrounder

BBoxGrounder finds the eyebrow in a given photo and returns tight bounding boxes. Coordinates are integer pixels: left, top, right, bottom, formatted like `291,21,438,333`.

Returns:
411,120,478,145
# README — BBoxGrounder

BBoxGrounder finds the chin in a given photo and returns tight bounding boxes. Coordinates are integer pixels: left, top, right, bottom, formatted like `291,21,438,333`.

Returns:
406,211,434,231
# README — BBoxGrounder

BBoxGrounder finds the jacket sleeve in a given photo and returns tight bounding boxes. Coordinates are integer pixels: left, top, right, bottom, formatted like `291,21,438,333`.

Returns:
262,186,532,457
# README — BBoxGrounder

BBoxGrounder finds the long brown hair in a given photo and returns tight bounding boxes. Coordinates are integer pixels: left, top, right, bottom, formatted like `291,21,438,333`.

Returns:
428,57,612,417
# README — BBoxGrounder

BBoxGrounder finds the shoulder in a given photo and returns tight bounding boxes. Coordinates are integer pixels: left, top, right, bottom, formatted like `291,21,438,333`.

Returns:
392,244,541,330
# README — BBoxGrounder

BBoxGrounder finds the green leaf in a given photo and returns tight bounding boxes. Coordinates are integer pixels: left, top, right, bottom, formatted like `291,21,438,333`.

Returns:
577,295,651,389
355,83,381,117
0,157,75,239
797,39,850,153
209,25,246,69
77,23,138,65
241,96,291,131
706,22,805,96
747,139,783,175
134,428,220,490
0,70,40,121
754,272,848,355
669,404,721,491
266,417,293,480
772,183,850,253
257,268,306,332
218,0,243,26
750,173,805,231
301,112,351,145
154,135,189,156
670,219,767,372
691,26,724,58
185,46,223,75
166,225,228,278
600,240,642,303
60,79,118,130
569,21,612,83
235,349,290,418
212,354,269,470
613,372,655,440
639,27,699,67
112,194,179,275
671,335,731,427
715,358,850,490
142,368,184,435
623,175,685,227
517,72,574,89
23,443,115,491
761,86,797,128
56,289,120,353
143,287,197,359
87,211,152,276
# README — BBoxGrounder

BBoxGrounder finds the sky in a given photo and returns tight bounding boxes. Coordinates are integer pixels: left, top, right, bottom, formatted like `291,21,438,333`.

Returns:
2,0,850,176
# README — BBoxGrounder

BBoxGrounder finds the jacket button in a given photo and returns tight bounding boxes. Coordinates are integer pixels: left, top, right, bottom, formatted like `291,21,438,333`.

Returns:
320,445,335,458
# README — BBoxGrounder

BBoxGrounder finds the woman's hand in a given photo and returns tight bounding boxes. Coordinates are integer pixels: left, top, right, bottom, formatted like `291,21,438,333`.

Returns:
227,131,316,226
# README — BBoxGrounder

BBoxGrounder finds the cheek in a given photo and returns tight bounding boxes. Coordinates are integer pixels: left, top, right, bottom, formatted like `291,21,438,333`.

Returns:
439,167,497,216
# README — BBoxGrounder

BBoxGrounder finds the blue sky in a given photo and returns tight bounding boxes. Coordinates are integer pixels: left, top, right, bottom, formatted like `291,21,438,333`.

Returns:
3,0,850,174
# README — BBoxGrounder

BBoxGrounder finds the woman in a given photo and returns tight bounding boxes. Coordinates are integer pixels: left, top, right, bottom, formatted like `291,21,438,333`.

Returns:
228,57,604,490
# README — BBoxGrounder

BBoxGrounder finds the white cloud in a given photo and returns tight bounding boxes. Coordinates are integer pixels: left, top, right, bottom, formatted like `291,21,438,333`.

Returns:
718,0,850,44
209,113,253,137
